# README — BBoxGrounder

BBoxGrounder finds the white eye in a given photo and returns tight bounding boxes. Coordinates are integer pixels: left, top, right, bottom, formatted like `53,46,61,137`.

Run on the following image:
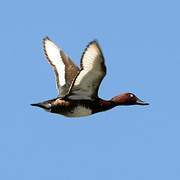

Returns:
130,94,134,98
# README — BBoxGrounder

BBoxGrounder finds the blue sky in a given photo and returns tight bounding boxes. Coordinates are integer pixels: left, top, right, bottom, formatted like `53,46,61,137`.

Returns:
0,0,180,179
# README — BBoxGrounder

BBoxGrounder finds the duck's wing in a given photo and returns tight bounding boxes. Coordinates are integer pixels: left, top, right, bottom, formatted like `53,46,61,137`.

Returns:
66,40,106,100
43,37,80,97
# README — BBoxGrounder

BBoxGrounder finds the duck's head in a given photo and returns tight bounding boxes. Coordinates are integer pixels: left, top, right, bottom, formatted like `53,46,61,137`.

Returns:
111,93,149,106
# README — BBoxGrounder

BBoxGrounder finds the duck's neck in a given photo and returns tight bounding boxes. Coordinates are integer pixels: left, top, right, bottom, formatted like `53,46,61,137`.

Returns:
92,98,115,114
92,95,130,114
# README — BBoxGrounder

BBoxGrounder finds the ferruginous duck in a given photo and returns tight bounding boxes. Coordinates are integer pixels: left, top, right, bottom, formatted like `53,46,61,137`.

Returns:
31,37,149,117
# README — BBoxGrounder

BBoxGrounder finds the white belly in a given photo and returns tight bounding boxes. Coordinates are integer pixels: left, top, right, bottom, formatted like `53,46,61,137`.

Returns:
64,106,92,117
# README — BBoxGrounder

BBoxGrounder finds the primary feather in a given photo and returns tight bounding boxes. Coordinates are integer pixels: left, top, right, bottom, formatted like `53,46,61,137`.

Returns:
43,37,79,97
67,40,106,100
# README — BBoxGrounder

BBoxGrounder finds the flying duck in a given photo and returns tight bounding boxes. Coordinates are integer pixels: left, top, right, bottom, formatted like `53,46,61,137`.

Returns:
31,37,149,117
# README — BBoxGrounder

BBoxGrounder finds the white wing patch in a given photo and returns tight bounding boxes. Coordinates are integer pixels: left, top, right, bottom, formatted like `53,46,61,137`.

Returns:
44,38,66,87
67,41,106,100
75,43,102,85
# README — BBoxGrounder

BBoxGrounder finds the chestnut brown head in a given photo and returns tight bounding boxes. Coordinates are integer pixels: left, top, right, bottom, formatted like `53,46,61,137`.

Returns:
111,93,149,106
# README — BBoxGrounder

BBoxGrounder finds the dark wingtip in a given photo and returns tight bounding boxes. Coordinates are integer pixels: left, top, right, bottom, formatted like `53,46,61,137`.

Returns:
43,36,51,46
43,36,50,41
91,39,99,44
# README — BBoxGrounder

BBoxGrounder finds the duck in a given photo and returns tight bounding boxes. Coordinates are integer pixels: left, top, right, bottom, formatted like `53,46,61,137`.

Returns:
31,37,149,117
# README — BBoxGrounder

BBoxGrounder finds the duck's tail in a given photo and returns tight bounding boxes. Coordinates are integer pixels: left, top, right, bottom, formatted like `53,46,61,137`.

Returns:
31,102,52,110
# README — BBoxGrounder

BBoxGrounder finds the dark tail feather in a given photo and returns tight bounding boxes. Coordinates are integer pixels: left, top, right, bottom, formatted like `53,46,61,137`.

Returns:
31,102,51,110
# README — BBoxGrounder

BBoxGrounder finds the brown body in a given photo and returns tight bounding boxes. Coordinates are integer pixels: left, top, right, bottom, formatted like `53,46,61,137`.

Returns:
37,98,115,115
32,93,148,117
